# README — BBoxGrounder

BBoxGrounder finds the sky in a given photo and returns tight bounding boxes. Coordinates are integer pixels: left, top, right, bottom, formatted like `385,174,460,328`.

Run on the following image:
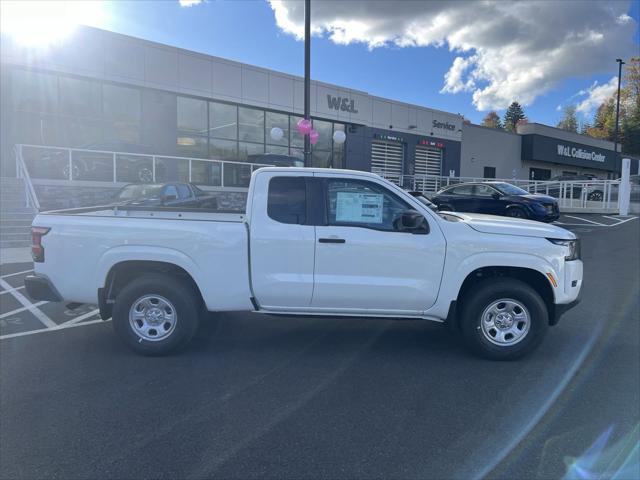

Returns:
1,0,638,126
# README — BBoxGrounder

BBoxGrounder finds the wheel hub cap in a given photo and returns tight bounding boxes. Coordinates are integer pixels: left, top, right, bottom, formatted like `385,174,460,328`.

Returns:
480,298,530,346
129,294,177,341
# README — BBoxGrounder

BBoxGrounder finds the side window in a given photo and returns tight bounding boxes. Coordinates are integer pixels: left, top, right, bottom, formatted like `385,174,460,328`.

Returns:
176,184,191,199
164,185,179,198
475,185,496,197
267,177,307,225
450,185,474,195
326,179,412,232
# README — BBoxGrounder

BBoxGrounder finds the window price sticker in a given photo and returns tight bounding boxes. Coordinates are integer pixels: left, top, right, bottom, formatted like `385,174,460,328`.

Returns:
335,192,383,224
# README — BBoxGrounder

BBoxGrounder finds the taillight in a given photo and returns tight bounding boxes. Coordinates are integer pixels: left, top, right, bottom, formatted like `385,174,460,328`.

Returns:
31,227,50,263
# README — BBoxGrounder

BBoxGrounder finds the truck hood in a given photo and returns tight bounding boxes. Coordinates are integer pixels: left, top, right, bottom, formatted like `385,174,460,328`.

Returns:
444,212,575,239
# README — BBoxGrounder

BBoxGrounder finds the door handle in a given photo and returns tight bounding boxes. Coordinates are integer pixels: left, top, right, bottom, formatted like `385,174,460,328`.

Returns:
318,238,346,244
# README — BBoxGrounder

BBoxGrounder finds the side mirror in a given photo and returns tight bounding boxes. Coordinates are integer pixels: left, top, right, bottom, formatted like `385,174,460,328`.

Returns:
398,210,428,234
491,192,501,200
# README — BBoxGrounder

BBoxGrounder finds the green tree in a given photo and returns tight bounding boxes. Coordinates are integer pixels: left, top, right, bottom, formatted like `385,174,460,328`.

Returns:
480,111,502,129
557,105,578,132
503,102,526,132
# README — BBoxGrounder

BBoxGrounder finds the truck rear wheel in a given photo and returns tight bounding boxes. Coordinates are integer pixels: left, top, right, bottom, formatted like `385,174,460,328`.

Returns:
112,274,202,355
459,278,548,360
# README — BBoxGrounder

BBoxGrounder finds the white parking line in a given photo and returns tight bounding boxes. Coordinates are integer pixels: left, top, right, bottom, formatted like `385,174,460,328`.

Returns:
0,269,34,279
602,215,638,225
0,318,108,340
58,309,100,327
0,286,25,295
0,301,48,319
564,215,607,226
0,278,56,329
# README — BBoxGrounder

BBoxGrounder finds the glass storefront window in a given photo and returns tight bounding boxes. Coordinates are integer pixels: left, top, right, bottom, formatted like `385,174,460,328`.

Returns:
103,84,141,145
311,150,332,168
265,112,289,146
290,115,305,148
155,157,189,183
22,146,70,180
209,101,237,140
115,154,153,183
265,145,289,156
224,163,253,187
103,84,141,124
177,96,207,134
239,142,265,162
238,107,264,143
11,70,58,113
176,135,207,158
209,138,238,161
312,119,332,151
60,77,102,118
333,123,346,169
71,151,114,181
290,148,304,160
191,160,222,186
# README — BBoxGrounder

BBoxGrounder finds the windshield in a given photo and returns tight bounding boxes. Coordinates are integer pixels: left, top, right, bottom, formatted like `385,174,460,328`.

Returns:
492,183,529,195
412,194,439,212
116,185,163,200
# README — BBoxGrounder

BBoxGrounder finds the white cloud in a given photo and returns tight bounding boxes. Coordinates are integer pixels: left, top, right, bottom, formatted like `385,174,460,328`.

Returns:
576,77,618,116
269,1,637,111
179,0,202,7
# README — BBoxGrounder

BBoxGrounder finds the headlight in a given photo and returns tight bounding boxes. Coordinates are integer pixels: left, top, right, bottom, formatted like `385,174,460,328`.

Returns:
547,238,581,261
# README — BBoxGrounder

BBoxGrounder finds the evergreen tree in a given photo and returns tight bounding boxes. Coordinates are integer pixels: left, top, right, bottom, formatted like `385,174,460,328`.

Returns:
503,102,526,132
480,111,502,129
557,105,578,132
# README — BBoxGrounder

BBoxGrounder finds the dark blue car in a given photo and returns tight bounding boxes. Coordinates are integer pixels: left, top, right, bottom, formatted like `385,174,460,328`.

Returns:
430,181,559,222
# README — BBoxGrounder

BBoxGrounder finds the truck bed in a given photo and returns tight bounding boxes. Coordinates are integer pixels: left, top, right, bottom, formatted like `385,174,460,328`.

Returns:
32,206,253,312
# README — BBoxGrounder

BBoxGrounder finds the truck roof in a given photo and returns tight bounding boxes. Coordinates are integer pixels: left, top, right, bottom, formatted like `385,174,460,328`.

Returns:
254,167,383,179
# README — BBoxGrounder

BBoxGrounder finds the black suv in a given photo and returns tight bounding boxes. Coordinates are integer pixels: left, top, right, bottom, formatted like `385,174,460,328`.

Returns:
430,181,559,222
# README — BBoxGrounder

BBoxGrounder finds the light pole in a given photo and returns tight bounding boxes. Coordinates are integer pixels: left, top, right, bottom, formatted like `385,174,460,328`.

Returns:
613,58,625,171
303,0,311,167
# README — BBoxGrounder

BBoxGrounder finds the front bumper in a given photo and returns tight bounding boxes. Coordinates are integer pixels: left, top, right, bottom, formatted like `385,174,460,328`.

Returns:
24,274,62,302
550,297,581,325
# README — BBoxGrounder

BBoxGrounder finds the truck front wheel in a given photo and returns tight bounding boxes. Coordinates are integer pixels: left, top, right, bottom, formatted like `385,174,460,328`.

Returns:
112,274,202,355
459,279,548,360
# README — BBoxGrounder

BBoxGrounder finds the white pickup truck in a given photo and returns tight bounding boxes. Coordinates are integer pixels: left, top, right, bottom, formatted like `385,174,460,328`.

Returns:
25,168,582,360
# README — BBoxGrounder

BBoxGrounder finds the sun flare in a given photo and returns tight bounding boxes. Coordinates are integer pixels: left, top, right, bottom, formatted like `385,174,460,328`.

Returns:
0,0,105,47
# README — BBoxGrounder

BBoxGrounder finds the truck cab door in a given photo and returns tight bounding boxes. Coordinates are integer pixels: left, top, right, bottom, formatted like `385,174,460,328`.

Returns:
311,176,446,314
248,172,315,309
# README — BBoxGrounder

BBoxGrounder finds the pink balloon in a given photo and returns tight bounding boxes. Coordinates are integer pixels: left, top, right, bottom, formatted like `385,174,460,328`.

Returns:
309,129,319,145
297,118,312,135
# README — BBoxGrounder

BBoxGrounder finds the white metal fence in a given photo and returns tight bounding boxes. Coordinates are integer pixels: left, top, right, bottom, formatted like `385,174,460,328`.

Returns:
14,144,271,189
380,173,625,213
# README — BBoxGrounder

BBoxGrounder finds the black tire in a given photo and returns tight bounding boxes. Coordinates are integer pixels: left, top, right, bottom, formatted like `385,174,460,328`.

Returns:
459,278,548,360
112,273,202,356
506,206,528,219
588,190,603,201
438,203,455,212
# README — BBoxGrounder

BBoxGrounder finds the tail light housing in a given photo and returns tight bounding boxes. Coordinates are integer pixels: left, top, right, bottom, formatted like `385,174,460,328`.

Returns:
31,227,50,262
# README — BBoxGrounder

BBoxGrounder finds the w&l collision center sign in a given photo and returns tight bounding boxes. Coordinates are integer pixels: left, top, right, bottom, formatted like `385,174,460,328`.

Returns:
521,134,616,170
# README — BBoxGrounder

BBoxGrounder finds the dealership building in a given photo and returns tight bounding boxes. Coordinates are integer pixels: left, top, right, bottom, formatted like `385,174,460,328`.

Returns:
0,26,634,210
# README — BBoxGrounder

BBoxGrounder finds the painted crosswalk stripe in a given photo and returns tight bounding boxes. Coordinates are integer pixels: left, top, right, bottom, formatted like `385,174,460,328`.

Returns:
0,278,56,328
0,269,33,279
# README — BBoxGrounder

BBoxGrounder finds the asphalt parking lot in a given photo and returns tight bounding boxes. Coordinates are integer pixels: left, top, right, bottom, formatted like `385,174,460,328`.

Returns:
1,213,638,479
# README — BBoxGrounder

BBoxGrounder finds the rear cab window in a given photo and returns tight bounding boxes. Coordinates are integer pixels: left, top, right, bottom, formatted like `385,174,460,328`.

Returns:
267,176,307,225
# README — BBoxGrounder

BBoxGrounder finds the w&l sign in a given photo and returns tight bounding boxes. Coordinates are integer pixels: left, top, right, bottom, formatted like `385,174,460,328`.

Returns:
327,95,358,113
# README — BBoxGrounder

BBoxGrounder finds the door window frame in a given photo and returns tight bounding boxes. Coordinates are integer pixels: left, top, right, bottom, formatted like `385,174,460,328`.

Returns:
318,177,428,234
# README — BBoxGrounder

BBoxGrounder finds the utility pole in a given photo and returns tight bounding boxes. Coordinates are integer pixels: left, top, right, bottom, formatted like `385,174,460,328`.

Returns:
303,0,311,167
613,58,625,171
